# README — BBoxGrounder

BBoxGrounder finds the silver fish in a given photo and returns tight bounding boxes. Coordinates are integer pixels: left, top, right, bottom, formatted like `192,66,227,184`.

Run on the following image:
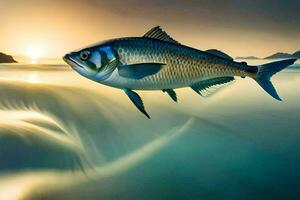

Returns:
63,26,296,118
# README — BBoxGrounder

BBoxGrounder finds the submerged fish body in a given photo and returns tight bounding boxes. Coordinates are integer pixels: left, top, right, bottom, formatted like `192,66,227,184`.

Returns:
64,26,297,118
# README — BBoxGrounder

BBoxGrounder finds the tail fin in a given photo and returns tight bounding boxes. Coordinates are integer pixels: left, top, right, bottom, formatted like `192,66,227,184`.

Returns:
254,58,297,101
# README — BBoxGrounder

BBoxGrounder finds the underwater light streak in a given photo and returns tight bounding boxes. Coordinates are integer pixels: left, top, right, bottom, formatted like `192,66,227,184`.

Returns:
92,118,195,178
0,118,194,200
0,76,196,199
0,110,86,159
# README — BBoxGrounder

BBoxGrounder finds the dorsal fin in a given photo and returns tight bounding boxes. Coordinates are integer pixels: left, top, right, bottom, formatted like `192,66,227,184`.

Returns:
205,49,233,61
143,26,179,44
191,77,235,97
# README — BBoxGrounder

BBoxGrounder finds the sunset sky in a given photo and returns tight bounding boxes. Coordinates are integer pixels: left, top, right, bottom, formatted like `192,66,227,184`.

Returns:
1,0,299,58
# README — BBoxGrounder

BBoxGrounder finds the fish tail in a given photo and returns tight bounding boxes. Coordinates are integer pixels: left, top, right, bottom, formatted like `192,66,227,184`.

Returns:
253,58,297,101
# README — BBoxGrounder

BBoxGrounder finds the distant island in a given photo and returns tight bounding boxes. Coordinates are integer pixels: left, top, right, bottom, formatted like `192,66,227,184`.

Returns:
236,56,260,60
236,50,300,60
0,52,17,63
265,52,294,59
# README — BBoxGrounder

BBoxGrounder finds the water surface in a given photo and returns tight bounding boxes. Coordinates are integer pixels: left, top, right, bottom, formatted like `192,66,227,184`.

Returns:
0,59,299,200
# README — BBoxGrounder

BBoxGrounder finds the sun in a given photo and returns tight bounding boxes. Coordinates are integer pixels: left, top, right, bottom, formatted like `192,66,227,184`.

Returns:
26,46,43,64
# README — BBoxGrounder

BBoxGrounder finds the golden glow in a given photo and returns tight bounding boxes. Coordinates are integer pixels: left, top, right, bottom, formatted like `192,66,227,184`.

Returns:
0,1,298,59
26,45,43,64
27,73,38,83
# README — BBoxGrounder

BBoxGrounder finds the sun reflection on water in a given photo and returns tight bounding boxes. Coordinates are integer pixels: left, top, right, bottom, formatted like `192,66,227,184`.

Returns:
27,73,39,83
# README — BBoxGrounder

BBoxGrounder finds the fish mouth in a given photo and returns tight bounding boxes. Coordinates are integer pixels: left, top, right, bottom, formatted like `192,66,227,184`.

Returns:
63,54,83,69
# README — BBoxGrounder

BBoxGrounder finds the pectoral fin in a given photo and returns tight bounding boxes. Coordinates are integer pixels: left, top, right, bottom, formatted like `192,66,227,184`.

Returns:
118,63,164,79
163,89,177,102
191,77,235,97
124,89,150,119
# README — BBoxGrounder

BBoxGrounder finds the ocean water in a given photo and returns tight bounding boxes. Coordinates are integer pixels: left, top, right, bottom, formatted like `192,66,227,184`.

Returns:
0,59,299,200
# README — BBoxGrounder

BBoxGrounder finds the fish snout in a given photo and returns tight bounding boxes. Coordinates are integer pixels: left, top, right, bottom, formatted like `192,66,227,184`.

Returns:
63,53,80,69
63,54,73,68
63,53,71,63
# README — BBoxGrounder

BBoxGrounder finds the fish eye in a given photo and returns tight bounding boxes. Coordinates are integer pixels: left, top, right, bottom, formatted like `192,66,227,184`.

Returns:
80,50,91,61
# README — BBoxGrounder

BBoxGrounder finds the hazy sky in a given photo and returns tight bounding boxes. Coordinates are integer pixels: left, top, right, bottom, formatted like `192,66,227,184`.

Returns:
0,0,299,57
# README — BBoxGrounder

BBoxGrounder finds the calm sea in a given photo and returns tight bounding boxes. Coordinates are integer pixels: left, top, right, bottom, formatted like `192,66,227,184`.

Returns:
0,59,299,200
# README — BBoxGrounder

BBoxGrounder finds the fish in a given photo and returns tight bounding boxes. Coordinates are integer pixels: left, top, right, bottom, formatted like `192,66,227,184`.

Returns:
63,26,297,118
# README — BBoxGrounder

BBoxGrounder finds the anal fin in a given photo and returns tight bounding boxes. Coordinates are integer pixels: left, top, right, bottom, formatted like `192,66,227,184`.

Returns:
124,89,150,118
191,77,234,97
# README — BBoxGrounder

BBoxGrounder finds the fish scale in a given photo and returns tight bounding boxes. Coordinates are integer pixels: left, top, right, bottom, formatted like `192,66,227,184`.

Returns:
109,38,247,90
